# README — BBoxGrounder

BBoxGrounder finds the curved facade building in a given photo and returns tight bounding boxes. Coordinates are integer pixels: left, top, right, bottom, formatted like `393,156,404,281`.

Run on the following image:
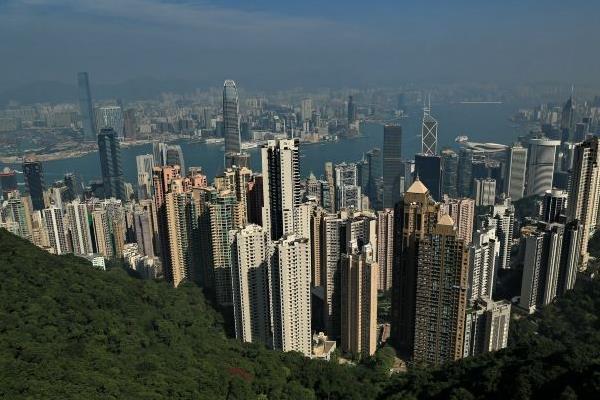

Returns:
223,80,241,156
526,138,560,196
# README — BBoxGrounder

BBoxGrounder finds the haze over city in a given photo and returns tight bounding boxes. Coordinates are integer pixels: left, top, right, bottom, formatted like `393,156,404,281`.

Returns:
1,0,600,91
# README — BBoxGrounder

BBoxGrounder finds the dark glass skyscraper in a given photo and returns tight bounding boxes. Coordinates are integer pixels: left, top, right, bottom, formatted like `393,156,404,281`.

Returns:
560,95,575,142
441,148,458,198
97,128,125,201
77,72,96,141
457,148,474,197
223,80,241,166
415,154,442,201
347,95,357,124
383,125,402,208
22,160,45,210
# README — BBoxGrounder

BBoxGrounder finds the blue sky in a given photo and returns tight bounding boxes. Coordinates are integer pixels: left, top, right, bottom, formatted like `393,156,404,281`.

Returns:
0,0,599,88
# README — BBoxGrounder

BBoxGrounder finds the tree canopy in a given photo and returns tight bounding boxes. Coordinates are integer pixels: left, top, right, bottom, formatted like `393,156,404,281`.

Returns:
0,229,598,399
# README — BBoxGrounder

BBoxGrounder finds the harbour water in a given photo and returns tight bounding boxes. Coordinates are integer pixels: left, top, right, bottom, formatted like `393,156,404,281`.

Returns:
1,102,526,186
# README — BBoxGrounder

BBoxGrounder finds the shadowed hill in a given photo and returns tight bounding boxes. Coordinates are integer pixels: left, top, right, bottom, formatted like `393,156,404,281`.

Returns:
0,228,598,399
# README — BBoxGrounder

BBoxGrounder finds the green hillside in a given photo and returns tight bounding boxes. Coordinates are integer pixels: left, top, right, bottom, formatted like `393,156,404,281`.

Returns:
0,229,598,399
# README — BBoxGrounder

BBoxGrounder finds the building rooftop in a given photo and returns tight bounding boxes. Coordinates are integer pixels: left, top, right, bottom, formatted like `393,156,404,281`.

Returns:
406,177,429,194
438,214,455,226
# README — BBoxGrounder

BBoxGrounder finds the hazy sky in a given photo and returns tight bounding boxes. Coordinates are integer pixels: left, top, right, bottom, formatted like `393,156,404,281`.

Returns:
1,0,599,89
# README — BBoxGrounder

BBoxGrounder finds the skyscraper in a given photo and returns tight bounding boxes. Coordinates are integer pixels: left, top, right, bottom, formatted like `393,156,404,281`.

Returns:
347,95,357,124
321,213,344,336
441,196,475,245
566,136,600,267
560,95,575,142
421,98,438,156
269,235,312,356
334,162,362,210
413,215,468,364
474,178,496,206
493,202,515,270
519,223,564,313
376,208,394,291
457,148,474,198
91,208,114,258
42,206,70,255
96,106,124,139
340,245,379,358
4,193,33,241
97,128,126,201
230,224,272,347
526,137,561,196
467,226,499,302
541,189,568,223
392,178,440,355
66,199,93,256
324,161,336,212
364,148,382,209
165,182,198,288
464,298,511,357
383,125,402,208
223,80,242,167
77,72,96,141
261,139,301,241
123,108,136,140
300,98,312,123
152,165,182,281
504,144,528,200
134,201,157,258
63,173,84,201
136,154,154,200
209,188,238,305
557,221,581,295
441,148,458,198
22,159,45,211
414,154,442,201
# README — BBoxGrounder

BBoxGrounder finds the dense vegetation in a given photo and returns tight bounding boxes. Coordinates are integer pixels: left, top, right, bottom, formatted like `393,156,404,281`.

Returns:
513,195,542,220
1,229,598,399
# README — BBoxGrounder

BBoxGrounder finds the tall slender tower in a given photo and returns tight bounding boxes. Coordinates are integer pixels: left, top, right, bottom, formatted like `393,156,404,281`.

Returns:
340,245,379,358
421,96,438,156
77,72,96,141
22,159,45,211
269,235,312,356
392,177,440,356
441,148,458,198
97,128,126,201
566,136,600,267
376,208,394,291
413,215,469,364
261,139,301,241
223,80,243,167
383,125,403,208
504,144,528,201
230,224,272,347
165,183,197,288
560,93,575,142
136,154,154,200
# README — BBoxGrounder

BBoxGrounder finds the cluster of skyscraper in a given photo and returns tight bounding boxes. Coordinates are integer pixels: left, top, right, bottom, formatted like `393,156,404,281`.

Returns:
2,88,597,366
